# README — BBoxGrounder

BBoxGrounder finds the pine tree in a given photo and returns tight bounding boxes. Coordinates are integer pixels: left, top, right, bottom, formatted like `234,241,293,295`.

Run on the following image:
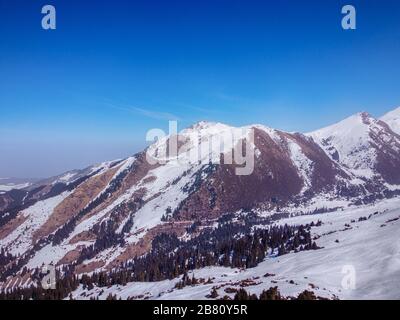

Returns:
234,288,249,300
259,287,282,300
209,287,218,298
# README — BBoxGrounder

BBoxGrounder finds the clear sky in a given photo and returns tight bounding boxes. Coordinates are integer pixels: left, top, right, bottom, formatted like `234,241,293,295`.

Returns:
1,0,400,178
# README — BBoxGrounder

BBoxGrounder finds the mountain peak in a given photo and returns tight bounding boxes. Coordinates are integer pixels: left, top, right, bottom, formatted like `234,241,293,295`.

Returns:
358,110,372,118
309,111,375,139
190,120,219,129
189,120,231,131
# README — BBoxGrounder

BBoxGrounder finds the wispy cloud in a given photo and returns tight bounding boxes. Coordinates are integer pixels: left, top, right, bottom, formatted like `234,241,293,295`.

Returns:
105,103,181,121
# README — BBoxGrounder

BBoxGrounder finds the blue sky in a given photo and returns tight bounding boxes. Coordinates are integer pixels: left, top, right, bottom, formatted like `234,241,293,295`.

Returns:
1,0,400,178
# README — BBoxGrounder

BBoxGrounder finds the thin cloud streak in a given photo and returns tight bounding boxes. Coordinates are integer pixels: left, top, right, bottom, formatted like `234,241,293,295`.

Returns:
105,103,181,121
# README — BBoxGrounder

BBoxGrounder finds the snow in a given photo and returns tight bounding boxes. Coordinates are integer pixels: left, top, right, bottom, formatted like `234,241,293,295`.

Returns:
124,162,202,240
147,121,254,166
251,124,281,144
380,106,400,135
287,138,314,193
1,191,72,255
81,157,136,211
27,244,72,269
68,177,143,242
116,121,257,241
88,160,121,177
308,113,379,179
0,182,31,193
56,172,77,183
69,197,400,300
25,159,140,267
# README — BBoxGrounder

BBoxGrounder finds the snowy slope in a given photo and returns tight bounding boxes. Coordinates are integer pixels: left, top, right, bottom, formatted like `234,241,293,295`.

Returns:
1,191,72,255
146,121,254,166
381,107,400,134
308,113,377,178
70,197,400,300
308,112,400,183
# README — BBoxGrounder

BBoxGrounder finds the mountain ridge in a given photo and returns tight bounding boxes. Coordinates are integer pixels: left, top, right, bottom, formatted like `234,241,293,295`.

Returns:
1,107,400,299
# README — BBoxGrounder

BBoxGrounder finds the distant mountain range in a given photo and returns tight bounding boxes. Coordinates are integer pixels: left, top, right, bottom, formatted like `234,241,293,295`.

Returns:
0,178,40,194
1,107,400,300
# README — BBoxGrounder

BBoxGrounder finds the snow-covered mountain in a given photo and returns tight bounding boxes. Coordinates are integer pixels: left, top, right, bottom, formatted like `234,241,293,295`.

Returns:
308,112,400,184
0,178,38,194
1,108,400,300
